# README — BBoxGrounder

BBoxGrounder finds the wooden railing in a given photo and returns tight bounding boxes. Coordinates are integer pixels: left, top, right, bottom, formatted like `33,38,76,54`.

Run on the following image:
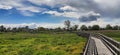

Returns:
78,32,120,55
98,33,120,55
78,32,98,55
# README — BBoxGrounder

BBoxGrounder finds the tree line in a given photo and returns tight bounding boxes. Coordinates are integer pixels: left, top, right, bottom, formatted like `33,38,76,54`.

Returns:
80,24,120,31
0,20,120,33
64,20,120,31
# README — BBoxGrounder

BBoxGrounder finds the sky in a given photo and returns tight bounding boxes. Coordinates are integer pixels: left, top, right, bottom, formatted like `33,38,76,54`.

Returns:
0,0,120,28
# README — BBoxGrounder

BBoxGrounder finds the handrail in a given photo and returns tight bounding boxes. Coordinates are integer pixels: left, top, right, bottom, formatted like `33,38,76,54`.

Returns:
82,33,120,55
99,33,120,46
83,34,98,55
98,33,120,55
83,34,91,55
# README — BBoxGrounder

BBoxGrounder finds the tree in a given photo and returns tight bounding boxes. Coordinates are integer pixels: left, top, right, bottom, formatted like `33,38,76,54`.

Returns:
80,25,88,31
6,27,11,32
37,27,46,31
92,25,100,30
72,25,79,31
25,26,29,29
0,25,6,32
113,25,119,30
55,27,62,32
64,20,71,30
24,26,29,32
88,26,92,30
119,26,120,30
12,27,17,32
106,24,112,30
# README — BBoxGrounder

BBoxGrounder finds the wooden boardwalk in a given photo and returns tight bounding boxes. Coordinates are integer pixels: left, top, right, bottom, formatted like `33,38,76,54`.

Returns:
91,37,113,55
82,33,120,55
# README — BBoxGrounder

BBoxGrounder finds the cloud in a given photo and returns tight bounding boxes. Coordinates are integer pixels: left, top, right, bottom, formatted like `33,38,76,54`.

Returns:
0,0,120,20
17,6,47,16
79,11,101,22
43,11,62,16
0,19,120,29
43,11,81,18
93,0,120,18
41,0,120,19
17,6,42,13
0,0,46,16
74,19,120,28
0,5,12,10
0,23,37,28
0,0,23,9
0,23,64,28
20,11,34,16
28,0,67,7
94,0,120,9
60,5,78,11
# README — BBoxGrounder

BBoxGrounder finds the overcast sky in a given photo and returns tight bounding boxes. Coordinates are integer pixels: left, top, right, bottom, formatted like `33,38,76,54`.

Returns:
0,0,120,28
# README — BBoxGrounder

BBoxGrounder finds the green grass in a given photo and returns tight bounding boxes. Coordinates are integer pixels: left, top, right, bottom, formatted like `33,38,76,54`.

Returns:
0,32,86,55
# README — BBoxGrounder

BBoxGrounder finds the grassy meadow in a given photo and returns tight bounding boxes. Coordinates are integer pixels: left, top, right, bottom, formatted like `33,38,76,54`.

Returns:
0,32,86,55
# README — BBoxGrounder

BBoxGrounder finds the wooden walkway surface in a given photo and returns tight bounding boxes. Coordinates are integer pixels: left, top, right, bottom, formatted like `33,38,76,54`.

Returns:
91,37,113,55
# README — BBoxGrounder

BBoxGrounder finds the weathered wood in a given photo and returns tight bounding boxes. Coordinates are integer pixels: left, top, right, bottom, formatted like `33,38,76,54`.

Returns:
91,37,113,55
82,33,120,55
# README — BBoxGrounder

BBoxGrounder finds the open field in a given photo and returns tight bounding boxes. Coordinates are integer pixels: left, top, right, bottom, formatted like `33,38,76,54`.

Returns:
0,32,86,55
91,30,120,42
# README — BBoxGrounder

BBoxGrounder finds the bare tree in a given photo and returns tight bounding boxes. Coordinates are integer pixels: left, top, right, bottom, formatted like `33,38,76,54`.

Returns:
64,20,71,30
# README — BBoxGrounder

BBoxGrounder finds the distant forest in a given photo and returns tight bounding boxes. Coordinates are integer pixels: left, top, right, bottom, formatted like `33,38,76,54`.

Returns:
0,20,120,33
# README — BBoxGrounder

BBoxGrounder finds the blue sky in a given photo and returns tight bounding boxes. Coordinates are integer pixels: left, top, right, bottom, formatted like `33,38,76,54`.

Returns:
0,0,120,28
0,7,68,24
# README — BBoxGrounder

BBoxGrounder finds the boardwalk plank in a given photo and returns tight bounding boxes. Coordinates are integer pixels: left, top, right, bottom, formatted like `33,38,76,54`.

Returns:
91,37,113,55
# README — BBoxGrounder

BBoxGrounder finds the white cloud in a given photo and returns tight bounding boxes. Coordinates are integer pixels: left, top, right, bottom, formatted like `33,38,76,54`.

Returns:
17,6,47,16
43,11,81,18
43,11,62,16
63,12,81,18
43,10,101,20
20,11,34,16
60,5,78,11
38,23,64,28
85,19,108,27
0,5,12,10
0,23,64,28
0,0,120,24
27,0,120,19
0,0,23,9
85,11,100,16
0,0,46,16
17,6,42,13
0,21,117,29
78,19,120,28
94,0,120,9
0,18,120,28
28,0,68,7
